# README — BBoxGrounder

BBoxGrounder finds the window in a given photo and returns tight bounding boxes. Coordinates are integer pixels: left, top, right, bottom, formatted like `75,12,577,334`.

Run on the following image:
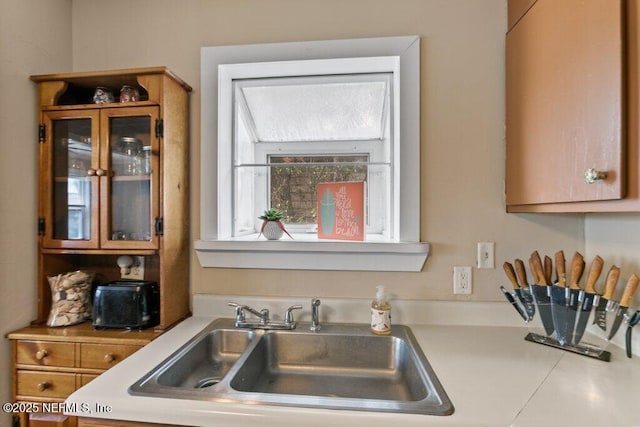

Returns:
196,36,429,271
229,69,391,239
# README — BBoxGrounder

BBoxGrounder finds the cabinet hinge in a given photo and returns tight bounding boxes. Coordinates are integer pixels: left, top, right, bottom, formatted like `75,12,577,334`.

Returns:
38,124,46,143
38,218,45,235
155,217,164,236
155,119,164,139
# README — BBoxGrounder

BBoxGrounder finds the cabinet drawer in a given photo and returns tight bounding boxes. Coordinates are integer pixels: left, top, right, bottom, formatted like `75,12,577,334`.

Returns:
17,371,76,399
79,343,141,369
80,374,99,386
16,341,75,368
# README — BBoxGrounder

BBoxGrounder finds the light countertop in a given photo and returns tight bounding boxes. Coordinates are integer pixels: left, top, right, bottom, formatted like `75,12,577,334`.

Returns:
65,295,640,426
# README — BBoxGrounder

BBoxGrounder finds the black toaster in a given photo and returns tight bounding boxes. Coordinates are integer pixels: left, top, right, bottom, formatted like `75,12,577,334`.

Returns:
92,280,159,329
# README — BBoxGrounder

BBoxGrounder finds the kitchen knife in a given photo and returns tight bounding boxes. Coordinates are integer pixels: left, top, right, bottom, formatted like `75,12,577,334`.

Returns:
514,258,536,319
572,255,604,345
626,310,640,358
529,251,555,336
565,252,585,345
607,274,640,341
544,255,553,287
500,285,528,322
593,265,620,332
503,261,526,305
549,250,574,346
555,250,566,287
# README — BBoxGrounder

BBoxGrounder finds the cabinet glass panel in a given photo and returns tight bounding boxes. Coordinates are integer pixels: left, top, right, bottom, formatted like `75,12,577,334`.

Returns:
108,116,152,242
52,119,92,240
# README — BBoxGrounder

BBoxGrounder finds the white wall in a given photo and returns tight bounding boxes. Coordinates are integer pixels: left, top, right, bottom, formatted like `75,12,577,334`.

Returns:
0,0,72,423
70,0,584,303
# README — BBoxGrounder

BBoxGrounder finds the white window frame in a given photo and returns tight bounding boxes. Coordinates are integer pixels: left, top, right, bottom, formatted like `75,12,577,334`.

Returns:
196,36,429,271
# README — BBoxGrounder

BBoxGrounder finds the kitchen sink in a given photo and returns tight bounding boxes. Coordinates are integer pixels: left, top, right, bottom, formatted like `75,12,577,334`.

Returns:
129,318,453,416
156,328,255,389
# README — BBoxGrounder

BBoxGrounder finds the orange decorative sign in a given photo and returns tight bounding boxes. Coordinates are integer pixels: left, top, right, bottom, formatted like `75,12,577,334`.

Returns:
317,181,365,241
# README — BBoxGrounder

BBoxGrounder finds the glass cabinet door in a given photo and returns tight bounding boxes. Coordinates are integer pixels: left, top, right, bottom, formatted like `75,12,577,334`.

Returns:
42,111,100,248
100,107,159,249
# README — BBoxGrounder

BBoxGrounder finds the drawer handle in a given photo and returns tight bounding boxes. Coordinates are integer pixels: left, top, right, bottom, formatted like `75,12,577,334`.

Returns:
584,168,608,184
104,353,116,363
37,382,50,392
35,349,48,360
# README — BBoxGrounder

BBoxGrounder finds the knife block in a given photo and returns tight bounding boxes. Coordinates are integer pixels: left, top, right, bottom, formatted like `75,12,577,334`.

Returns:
505,286,612,361
524,332,611,361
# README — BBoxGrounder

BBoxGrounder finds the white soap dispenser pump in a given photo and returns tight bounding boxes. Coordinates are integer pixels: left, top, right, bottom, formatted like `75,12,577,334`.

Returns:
371,285,391,335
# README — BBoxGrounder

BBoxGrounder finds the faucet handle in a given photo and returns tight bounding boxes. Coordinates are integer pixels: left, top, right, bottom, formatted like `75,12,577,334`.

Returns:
284,305,303,325
227,302,246,322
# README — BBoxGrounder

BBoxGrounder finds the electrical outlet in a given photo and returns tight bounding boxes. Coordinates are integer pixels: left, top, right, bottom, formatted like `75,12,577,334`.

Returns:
477,242,495,269
121,256,145,280
453,266,472,295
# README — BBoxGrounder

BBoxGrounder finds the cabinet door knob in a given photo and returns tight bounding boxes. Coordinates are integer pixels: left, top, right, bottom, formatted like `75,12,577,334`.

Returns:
35,349,48,360
104,353,116,363
87,168,97,176
37,382,50,391
584,168,608,184
95,168,107,176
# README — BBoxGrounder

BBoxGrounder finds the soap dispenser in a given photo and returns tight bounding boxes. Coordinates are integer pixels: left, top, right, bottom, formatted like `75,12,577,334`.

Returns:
371,285,391,335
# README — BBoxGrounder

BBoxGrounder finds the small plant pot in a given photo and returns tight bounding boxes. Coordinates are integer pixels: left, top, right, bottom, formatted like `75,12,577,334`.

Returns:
262,221,284,240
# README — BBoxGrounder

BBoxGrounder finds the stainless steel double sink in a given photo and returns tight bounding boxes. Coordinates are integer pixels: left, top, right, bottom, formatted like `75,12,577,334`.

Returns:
128,318,453,416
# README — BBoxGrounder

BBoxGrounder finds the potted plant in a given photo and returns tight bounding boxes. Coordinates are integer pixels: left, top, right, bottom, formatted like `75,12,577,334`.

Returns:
258,209,293,240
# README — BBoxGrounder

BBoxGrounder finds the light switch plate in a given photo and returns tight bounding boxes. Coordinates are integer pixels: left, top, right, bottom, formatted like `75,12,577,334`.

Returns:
477,242,495,269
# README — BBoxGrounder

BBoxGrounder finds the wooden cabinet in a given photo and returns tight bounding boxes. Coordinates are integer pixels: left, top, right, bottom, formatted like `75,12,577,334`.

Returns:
507,0,537,31
8,323,161,427
31,67,191,328
505,0,640,212
5,67,190,427
78,419,180,427
40,107,161,251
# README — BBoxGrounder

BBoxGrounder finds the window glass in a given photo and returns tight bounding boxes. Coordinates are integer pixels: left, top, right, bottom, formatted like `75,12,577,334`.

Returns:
269,155,369,227
240,78,388,142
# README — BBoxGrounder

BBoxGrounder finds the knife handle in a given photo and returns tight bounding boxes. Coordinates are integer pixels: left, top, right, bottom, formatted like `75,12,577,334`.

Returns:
602,266,621,300
569,252,585,290
530,251,547,285
584,255,604,294
515,259,529,287
555,250,566,287
620,274,640,307
544,256,553,286
503,262,520,289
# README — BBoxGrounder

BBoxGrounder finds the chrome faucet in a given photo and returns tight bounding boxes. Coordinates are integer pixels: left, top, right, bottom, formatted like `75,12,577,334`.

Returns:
228,302,301,330
310,298,321,332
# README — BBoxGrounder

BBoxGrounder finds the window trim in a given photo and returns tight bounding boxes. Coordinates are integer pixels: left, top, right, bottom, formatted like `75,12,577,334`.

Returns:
197,36,429,272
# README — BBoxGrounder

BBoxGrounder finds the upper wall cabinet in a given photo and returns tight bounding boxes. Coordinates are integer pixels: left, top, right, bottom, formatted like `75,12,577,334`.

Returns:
505,0,640,212
507,0,538,31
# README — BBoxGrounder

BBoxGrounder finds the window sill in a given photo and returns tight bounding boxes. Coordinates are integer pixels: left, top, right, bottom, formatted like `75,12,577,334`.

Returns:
193,236,430,272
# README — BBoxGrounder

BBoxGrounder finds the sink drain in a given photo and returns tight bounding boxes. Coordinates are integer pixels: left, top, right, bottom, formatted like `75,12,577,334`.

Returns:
195,377,222,389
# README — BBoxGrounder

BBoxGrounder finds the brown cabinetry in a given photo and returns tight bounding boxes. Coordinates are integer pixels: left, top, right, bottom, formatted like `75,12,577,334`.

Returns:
505,0,640,212
31,67,191,327
8,324,161,427
6,67,190,427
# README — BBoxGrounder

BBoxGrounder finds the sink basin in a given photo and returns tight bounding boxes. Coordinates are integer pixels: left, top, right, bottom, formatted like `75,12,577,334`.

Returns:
129,318,453,416
156,328,255,389
231,332,428,401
